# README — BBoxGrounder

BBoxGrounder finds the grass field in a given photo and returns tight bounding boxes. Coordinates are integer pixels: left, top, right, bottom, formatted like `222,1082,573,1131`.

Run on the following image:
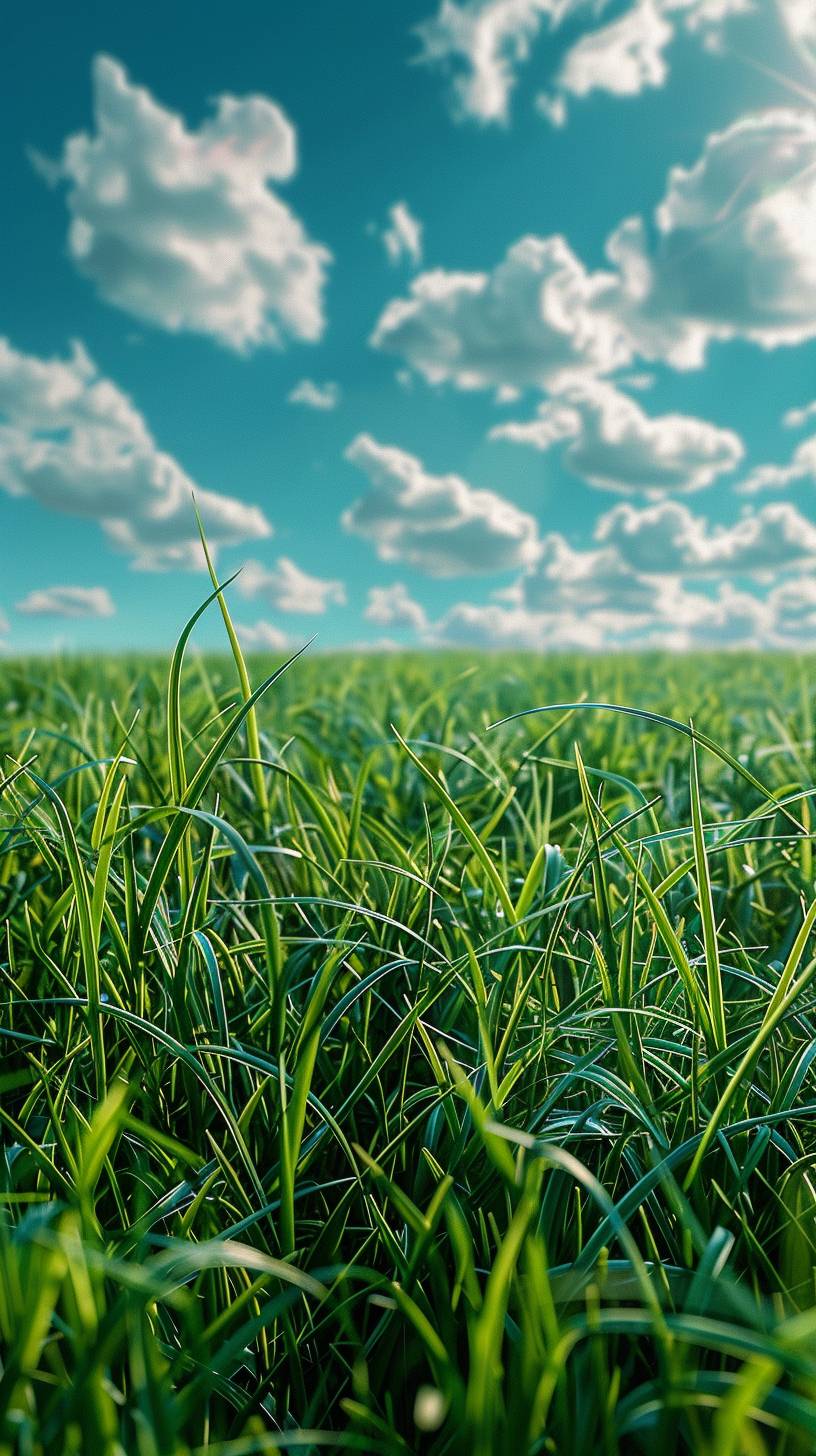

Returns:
4,594,816,1453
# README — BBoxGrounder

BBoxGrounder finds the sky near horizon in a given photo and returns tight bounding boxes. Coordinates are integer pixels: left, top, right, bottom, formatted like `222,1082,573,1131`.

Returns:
2,0,816,654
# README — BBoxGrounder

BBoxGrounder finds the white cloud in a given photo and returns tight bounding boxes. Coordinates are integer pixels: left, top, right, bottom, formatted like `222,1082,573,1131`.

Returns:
541,0,674,119
610,109,816,366
16,585,115,618
595,498,816,574
739,433,816,495
238,556,346,614
431,599,597,648
429,577,769,650
343,433,542,575
365,582,429,631
414,0,565,125
515,531,658,611
538,0,751,124
36,55,331,352
416,0,751,127
777,0,816,60
783,400,816,430
287,379,340,410
490,378,743,492
0,336,271,570
376,109,816,398
371,235,630,392
236,620,290,651
382,202,424,266
766,575,816,645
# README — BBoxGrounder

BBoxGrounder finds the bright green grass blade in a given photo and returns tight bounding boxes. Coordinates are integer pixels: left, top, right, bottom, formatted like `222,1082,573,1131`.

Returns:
690,723,727,1054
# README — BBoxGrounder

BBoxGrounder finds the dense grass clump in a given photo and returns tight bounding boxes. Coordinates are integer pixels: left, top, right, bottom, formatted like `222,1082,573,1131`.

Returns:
4,605,816,1452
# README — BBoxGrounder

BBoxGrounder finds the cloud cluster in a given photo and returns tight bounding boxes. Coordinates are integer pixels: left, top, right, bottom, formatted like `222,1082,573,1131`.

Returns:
428,582,769,651
238,556,346,614
343,433,542,575
428,572,816,651
376,109,816,400
491,378,743,493
416,0,751,127
538,0,752,125
36,56,331,352
16,585,115,618
370,480,816,650
595,498,816,574
0,336,271,569
342,421,816,647
363,90,816,650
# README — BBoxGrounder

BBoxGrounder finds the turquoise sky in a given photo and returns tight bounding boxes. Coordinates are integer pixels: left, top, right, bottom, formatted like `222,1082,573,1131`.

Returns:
3,0,816,653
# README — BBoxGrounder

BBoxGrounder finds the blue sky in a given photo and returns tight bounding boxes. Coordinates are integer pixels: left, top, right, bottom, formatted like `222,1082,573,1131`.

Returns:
2,0,816,652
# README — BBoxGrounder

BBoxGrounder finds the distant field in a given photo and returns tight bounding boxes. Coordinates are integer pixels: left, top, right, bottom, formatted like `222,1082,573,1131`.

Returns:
3,627,816,1453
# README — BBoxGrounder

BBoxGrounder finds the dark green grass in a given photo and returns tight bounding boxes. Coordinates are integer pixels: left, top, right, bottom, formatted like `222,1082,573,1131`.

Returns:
3,617,816,1453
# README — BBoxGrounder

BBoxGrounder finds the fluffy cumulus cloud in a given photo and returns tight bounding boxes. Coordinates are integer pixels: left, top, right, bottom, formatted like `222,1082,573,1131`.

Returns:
365,582,429,631
236,620,290,651
238,557,347,614
416,0,751,127
16,585,115,618
424,481,816,651
0,337,271,569
287,379,340,410
429,567,816,650
430,580,768,651
513,531,659,612
538,0,751,125
382,202,424,266
36,55,331,352
371,235,630,392
414,0,563,125
490,379,743,493
538,0,674,124
376,109,816,400
610,109,816,366
343,433,542,575
595,498,816,574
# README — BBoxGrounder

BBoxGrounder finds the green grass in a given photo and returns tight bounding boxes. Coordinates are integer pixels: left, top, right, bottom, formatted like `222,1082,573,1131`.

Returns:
3,603,816,1453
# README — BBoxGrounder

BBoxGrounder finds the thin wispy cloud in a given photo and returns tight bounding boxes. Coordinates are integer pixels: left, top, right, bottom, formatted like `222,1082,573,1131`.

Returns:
381,202,424,266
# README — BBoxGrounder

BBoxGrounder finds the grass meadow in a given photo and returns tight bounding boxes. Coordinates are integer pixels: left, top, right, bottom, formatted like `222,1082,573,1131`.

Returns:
4,590,816,1453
